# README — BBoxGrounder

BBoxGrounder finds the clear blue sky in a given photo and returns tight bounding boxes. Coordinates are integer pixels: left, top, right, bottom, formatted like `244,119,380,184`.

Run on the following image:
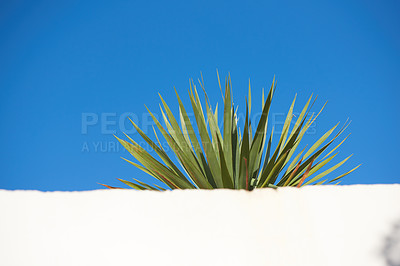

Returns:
1,0,399,191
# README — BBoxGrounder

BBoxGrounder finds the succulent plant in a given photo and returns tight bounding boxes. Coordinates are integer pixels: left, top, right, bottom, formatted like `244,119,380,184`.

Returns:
103,73,359,190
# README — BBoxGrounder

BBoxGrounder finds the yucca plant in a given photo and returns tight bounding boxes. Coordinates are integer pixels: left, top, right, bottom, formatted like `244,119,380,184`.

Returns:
103,73,359,190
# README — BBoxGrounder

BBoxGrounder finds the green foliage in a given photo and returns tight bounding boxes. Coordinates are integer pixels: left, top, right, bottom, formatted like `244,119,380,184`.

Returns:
104,73,359,190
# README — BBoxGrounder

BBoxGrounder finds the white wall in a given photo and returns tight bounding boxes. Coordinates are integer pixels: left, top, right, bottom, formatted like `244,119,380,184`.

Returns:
1,185,399,266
